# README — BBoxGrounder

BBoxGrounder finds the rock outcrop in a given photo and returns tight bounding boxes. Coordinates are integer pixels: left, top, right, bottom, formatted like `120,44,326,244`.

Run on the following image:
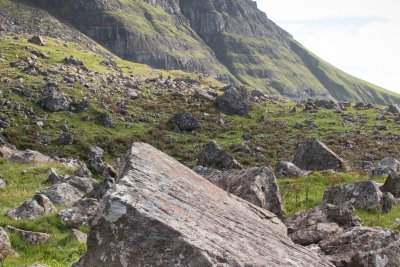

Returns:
293,137,346,171
75,143,332,266
59,198,99,228
197,140,243,170
194,166,285,218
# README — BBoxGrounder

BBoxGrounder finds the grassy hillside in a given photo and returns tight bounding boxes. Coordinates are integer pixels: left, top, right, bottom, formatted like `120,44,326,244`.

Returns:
1,33,400,265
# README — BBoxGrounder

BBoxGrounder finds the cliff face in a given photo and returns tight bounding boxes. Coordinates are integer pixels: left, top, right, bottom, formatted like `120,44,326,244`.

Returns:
26,0,400,103
31,0,233,80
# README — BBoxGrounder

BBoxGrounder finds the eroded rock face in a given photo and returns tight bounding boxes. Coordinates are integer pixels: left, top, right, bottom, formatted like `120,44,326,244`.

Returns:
75,143,332,267
323,181,385,210
319,227,400,266
194,166,285,218
197,140,243,170
293,137,346,171
284,204,362,246
215,86,252,115
0,227,11,261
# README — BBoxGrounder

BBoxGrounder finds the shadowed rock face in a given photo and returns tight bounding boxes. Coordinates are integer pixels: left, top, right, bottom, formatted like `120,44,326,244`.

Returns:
75,142,333,267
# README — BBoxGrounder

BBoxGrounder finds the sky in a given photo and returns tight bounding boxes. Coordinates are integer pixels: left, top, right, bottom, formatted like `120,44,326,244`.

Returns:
255,0,400,94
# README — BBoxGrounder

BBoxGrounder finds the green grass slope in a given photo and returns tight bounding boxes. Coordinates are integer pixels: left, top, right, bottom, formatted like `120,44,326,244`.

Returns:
1,32,400,265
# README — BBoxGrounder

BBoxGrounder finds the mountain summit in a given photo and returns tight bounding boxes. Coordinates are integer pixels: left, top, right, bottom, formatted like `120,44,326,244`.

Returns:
26,0,400,104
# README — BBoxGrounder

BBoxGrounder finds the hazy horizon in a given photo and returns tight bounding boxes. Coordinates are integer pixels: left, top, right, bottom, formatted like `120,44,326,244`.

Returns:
256,0,400,94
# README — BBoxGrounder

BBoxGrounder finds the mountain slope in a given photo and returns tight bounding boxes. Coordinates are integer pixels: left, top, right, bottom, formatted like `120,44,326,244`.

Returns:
22,0,400,104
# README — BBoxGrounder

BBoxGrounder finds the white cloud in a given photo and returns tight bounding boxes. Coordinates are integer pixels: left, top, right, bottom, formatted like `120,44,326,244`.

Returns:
255,0,400,93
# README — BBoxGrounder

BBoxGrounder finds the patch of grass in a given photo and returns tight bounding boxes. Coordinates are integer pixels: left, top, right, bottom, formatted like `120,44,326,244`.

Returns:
0,158,86,266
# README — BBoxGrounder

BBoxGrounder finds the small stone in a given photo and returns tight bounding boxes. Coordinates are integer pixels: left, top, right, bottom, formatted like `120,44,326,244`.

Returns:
72,229,87,244
5,225,50,244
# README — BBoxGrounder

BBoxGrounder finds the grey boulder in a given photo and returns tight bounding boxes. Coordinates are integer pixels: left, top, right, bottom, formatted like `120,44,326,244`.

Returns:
275,161,309,178
323,181,388,210
74,143,332,267
170,110,199,132
59,198,99,228
293,137,346,171
197,140,243,170
319,227,400,266
216,86,252,115
40,84,71,112
5,225,50,244
7,193,56,220
373,157,400,177
284,204,361,246
194,166,285,218
380,172,400,197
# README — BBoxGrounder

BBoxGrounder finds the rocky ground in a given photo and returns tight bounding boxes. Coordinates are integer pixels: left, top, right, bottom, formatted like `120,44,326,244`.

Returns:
1,23,400,267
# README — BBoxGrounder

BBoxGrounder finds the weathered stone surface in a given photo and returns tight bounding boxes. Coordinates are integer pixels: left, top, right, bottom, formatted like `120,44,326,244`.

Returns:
323,181,385,210
381,172,400,198
194,166,285,218
87,146,117,177
285,204,362,246
197,140,243,170
275,161,309,178
373,157,400,177
59,198,99,228
40,183,85,206
293,137,346,171
171,110,199,132
319,227,400,266
71,229,87,244
5,225,50,244
58,131,74,145
215,86,252,115
7,193,56,220
75,143,332,267
0,227,11,261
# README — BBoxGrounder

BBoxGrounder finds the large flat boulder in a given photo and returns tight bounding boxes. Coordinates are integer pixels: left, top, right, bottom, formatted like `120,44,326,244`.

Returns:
293,137,346,171
75,143,332,267
194,166,285,218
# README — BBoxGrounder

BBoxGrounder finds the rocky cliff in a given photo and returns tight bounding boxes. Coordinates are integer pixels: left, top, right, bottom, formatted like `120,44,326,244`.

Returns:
20,0,400,103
